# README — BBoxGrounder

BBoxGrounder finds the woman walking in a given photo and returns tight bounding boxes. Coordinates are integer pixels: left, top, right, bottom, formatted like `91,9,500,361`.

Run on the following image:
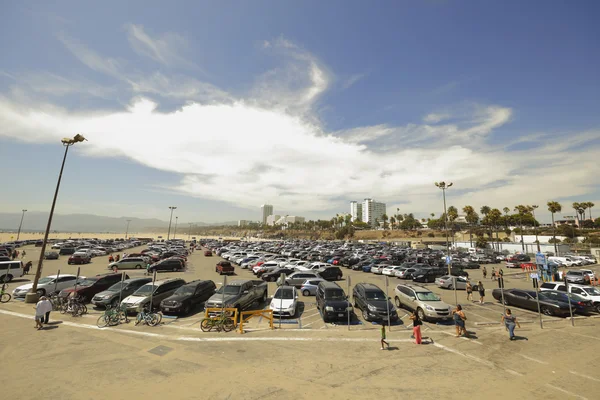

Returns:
501,308,521,340
482,266,487,279
410,310,423,344
478,281,485,304
466,281,473,302
380,324,389,350
452,305,467,337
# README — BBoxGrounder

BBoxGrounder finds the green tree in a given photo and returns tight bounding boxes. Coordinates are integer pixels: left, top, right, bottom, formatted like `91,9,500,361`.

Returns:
475,236,488,249
389,216,396,230
462,205,479,248
488,208,502,251
381,213,389,230
585,201,595,220
547,201,562,255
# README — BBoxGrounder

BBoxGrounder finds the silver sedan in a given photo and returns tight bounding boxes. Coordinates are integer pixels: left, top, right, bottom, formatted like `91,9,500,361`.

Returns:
435,275,476,290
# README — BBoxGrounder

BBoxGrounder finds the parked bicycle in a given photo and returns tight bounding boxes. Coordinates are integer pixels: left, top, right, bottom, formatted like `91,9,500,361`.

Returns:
49,293,66,312
134,305,162,327
97,303,129,328
200,313,235,332
60,295,87,317
0,283,11,303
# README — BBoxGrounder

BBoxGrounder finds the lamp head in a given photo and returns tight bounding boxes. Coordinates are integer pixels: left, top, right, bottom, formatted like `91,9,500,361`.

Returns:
447,182,453,188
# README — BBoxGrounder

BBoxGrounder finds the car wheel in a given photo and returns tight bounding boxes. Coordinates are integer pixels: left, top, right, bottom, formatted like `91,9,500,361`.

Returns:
394,296,402,308
595,304,600,314
262,291,267,303
302,289,310,296
290,306,296,317
36,288,46,296
337,274,342,280
362,309,370,321
136,265,141,269
417,307,426,321
448,284,453,290
183,304,191,315
541,306,553,316
111,298,119,308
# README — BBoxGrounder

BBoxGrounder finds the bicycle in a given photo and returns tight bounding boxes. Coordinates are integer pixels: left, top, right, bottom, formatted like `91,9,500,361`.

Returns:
49,293,66,312
97,304,129,328
134,305,161,327
200,313,235,332
0,283,11,303
61,295,87,317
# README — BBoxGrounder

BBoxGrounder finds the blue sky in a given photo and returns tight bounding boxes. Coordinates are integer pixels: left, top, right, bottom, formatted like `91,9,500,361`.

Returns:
1,1,599,223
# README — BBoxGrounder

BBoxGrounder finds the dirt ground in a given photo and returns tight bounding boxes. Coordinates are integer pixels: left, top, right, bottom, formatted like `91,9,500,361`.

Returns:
1,244,599,399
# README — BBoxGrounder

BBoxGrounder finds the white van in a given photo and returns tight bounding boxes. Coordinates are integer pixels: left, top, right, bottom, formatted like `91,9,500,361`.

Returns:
548,256,575,267
0,260,25,283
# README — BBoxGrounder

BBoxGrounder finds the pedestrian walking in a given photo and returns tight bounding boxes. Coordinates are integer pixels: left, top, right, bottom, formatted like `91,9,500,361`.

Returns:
499,268,504,279
409,310,423,344
491,267,496,281
21,250,26,259
501,308,521,340
11,250,17,260
466,281,473,302
115,254,120,262
380,324,389,350
108,255,114,263
478,281,485,304
34,296,52,330
145,262,151,276
24,261,33,274
452,305,467,337
41,296,53,324
482,266,487,279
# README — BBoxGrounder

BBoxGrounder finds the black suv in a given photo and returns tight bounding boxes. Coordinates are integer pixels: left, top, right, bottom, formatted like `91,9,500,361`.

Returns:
352,283,398,322
261,267,296,282
91,277,153,308
316,281,352,323
412,269,443,283
59,247,76,255
316,266,343,281
59,273,130,302
148,257,185,272
160,280,216,315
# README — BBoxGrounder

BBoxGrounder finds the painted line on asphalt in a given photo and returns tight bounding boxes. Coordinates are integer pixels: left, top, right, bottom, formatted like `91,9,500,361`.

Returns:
505,369,524,377
545,384,588,400
519,354,548,365
300,312,321,320
432,342,493,367
569,370,600,383
566,332,600,342
437,330,483,345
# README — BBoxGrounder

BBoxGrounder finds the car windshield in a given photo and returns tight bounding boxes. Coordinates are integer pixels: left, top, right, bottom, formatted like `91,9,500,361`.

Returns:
274,288,295,299
325,289,346,300
77,278,98,286
38,277,55,284
215,286,242,295
107,282,127,291
174,286,195,295
416,292,441,301
584,287,600,295
365,291,387,300
133,285,157,296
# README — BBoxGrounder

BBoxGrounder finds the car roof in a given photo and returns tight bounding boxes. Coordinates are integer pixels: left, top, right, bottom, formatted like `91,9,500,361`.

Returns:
357,283,383,291
318,281,342,289
46,274,77,278
399,284,430,293
124,277,153,283
146,278,184,285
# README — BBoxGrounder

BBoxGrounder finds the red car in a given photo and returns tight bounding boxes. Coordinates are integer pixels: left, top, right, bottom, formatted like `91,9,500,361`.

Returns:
68,254,91,265
204,250,212,256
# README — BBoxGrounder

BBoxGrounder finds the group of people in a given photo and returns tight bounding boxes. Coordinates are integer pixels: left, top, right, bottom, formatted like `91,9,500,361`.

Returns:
34,296,53,330
482,266,503,281
380,309,428,350
9,249,25,259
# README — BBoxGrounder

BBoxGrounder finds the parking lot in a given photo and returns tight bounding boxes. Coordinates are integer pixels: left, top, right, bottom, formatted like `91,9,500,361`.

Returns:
2,242,600,399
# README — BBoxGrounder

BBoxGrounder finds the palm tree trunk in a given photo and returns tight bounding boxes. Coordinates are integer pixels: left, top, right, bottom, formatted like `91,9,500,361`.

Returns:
551,212,557,255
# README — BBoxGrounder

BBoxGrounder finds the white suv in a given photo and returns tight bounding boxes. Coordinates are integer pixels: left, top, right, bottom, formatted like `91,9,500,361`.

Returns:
540,282,600,313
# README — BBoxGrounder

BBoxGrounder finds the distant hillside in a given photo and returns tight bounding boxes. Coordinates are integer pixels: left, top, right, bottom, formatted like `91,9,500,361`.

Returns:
0,212,235,233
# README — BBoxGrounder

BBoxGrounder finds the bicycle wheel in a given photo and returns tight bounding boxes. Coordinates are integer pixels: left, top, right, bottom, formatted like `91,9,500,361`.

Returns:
108,313,120,326
71,304,82,316
118,310,129,323
200,319,212,332
222,318,235,332
154,312,162,325
0,293,10,303
80,304,88,315
97,315,109,328
147,314,159,327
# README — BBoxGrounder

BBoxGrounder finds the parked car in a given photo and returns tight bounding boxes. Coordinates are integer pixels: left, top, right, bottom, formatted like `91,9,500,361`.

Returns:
215,261,235,275
205,279,268,312
91,277,152,308
299,278,327,296
285,271,319,288
317,266,343,281
44,251,60,260
269,285,299,317
435,275,478,291
412,269,442,283
508,254,531,262
121,278,186,313
352,283,398,322
59,247,76,255
0,260,24,283
538,290,594,315
12,274,81,298
108,257,147,270
316,281,353,323
68,254,91,265
566,270,588,284
59,273,130,302
148,258,186,272
491,289,571,317
540,283,600,313
160,280,216,315
394,284,452,322
204,250,213,256
262,267,296,282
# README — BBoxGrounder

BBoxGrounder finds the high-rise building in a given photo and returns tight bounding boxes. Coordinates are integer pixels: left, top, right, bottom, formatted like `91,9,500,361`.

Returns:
350,201,363,222
362,198,386,227
266,214,281,226
261,204,273,225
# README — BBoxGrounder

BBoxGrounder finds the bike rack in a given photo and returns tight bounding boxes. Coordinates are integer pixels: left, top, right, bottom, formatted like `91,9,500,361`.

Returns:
239,309,274,334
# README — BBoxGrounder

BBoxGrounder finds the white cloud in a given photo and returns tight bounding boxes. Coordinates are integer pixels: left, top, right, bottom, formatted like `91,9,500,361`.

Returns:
125,24,196,69
342,73,366,89
58,33,122,78
423,113,451,123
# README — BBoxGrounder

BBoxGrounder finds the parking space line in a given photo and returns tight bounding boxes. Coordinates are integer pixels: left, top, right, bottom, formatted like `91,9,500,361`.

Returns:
566,332,600,342
302,319,322,328
545,384,588,400
519,354,547,365
437,330,483,345
301,312,321,320
432,342,493,367
569,370,600,383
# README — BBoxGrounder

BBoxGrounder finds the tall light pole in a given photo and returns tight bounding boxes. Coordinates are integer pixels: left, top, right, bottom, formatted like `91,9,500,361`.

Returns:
531,205,540,252
188,223,193,240
167,206,177,240
25,134,87,304
16,209,27,241
125,219,132,240
173,216,178,239
435,181,457,306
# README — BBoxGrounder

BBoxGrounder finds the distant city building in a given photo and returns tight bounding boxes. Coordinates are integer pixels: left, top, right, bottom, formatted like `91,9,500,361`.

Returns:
266,214,281,226
361,198,386,227
238,220,251,227
261,204,273,225
350,201,363,222
275,216,306,226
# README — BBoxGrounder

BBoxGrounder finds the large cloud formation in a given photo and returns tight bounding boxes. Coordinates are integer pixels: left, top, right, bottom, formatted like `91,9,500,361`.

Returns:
1,27,598,217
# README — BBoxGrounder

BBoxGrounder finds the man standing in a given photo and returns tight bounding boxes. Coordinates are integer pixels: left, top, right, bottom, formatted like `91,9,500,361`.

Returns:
35,296,52,329
41,296,53,324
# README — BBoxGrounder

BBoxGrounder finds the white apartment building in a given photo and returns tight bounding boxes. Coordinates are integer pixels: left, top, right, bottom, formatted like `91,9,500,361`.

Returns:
238,220,251,227
275,216,306,226
350,201,363,222
362,198,386,227
261,204,273,225
266,214,281,226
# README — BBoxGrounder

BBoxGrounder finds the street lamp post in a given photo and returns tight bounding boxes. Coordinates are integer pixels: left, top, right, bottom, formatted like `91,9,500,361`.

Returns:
174,216,178,239
435,181,457,306
16,209,27,241
125,219,132,240
531,205,540,252
167,206,177,240
25,134,87,304
188,223,193,240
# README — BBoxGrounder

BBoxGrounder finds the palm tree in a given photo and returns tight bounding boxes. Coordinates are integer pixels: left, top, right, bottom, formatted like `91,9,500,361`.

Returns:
381,214,389,230
587,202,595,220
528,205,540,252
514,205,529,252
447,206,458,247
548,201,562,255
488,208,502,251
572,202,584,225
462,205,478,247
389,216,396,230
480,206,491,246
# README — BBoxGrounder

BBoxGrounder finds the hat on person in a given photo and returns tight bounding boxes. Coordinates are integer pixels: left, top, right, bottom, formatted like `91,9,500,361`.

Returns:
40,296,47,300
